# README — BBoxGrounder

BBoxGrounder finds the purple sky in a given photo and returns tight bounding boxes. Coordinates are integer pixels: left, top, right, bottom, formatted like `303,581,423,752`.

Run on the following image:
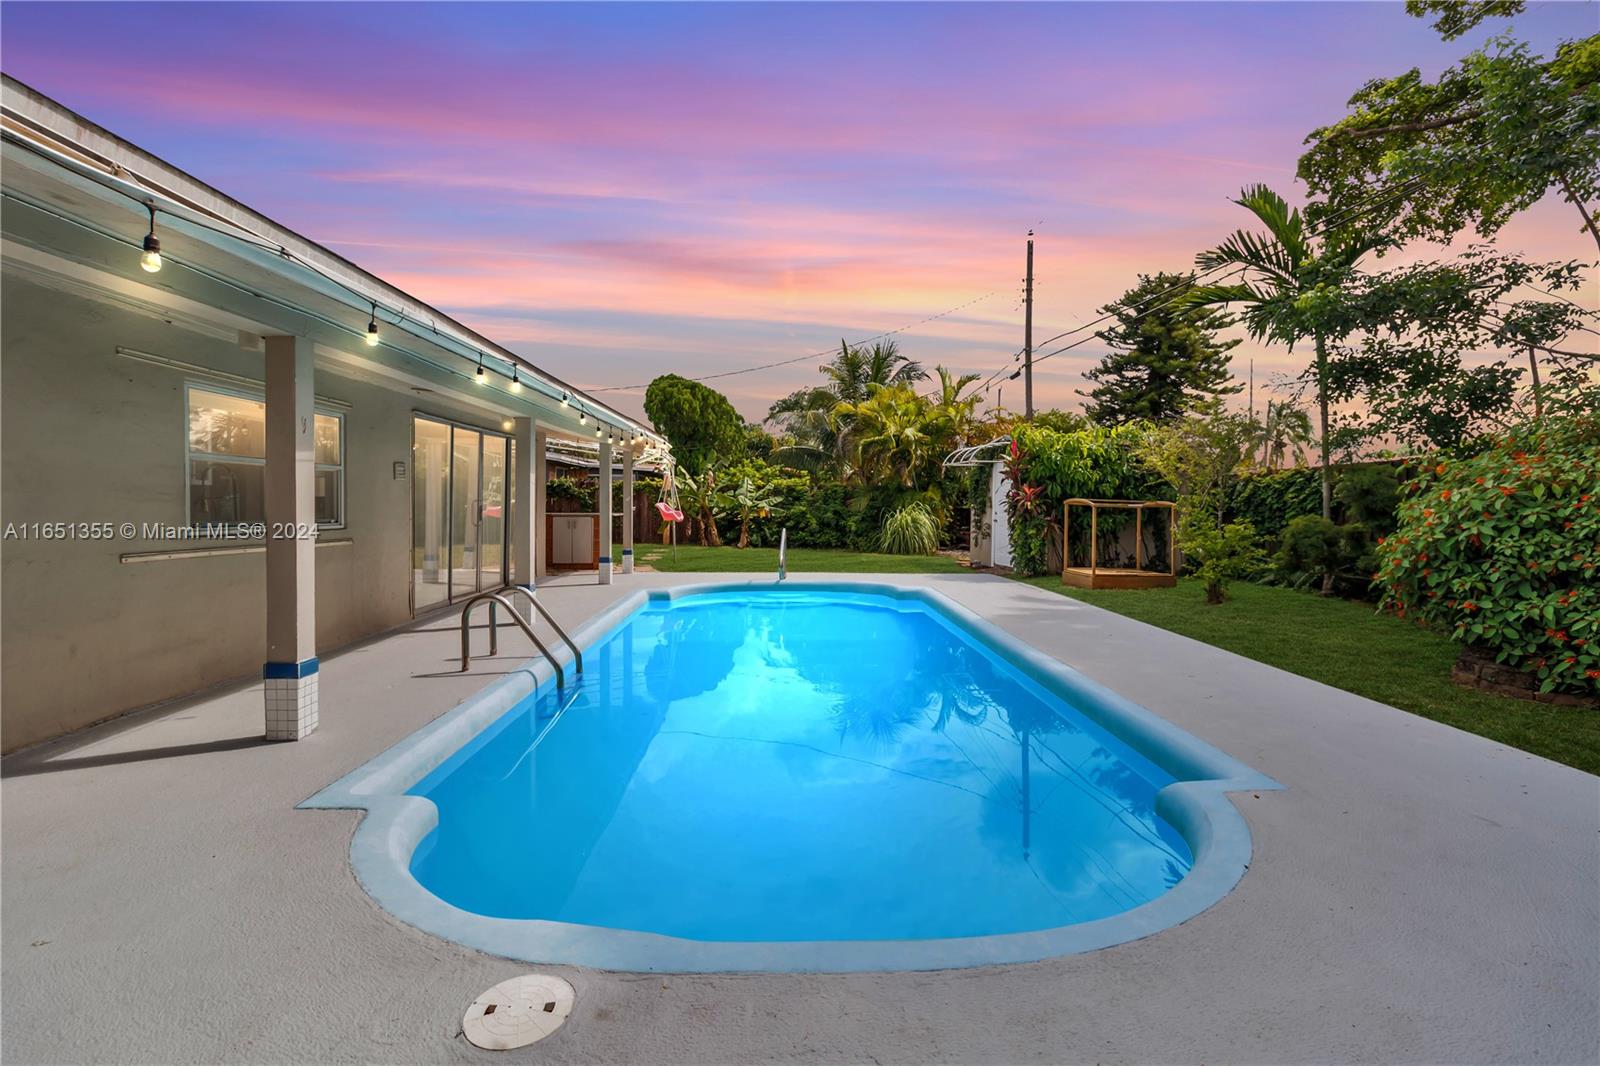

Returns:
2,1,1594,422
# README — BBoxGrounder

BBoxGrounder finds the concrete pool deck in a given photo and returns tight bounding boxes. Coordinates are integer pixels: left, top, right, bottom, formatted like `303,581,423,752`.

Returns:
3,572,1596,1064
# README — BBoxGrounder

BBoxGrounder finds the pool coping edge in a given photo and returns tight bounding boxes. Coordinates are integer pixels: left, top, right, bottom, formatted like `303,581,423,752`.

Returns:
300,577,1283,973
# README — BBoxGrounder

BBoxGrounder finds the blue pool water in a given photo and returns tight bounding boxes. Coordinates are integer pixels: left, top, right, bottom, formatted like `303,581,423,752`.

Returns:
409,589,1193,943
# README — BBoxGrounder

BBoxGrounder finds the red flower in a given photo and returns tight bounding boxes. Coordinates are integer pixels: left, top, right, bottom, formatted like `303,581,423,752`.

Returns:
1440,489,1452,502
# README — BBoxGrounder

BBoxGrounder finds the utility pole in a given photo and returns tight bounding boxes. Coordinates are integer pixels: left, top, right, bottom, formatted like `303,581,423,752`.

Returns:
1023,230,1035,419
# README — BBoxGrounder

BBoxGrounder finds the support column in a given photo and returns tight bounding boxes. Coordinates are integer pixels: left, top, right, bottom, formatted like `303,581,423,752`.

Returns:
598,438,614,585
511,417,536,593
263,335,318,741
621,442,635,574
533,429,548,578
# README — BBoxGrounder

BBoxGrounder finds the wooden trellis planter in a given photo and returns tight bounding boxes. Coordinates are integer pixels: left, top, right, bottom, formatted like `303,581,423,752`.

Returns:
1062,498,1177,590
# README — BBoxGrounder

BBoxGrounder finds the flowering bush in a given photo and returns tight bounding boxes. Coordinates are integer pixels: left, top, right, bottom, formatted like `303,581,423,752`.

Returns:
1373,414,1600,695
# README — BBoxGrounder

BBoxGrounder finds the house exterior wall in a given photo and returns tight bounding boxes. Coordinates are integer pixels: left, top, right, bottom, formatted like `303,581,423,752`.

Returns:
0,272,512,752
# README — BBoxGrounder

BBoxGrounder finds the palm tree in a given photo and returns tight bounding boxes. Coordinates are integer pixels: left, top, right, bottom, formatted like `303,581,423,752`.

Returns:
1259,401,1315,469
765,339,928,469
832,384,936,489
1187,185,1384,522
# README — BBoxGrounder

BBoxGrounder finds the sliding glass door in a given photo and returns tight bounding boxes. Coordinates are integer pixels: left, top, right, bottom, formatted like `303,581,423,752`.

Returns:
412,416,510,613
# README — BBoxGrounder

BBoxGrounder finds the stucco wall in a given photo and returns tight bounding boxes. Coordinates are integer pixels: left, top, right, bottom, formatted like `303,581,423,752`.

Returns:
0,274,509,752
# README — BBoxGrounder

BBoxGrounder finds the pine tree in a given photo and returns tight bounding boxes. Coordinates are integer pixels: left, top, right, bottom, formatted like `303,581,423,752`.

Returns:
1079,273,1242,424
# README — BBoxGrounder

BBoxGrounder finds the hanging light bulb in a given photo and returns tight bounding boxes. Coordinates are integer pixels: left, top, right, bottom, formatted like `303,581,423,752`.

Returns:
140,203,162,273
560,392,570,408
578,409,587,425
365,302,380,346
475,354,487,385
595,424,604,438
509,366,522,393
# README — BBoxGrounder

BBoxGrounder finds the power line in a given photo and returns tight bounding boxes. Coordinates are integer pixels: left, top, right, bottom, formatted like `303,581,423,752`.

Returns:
975,175,1437,391
582,290,1002,393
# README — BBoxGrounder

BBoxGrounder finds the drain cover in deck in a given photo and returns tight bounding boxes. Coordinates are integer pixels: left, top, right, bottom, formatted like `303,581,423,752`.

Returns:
462,974,574,1050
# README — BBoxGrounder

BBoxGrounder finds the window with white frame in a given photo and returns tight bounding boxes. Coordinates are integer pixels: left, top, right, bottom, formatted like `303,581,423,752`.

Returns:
186,384,344,530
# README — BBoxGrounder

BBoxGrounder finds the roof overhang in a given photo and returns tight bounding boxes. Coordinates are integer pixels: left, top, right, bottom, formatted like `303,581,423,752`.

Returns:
0,74,668,453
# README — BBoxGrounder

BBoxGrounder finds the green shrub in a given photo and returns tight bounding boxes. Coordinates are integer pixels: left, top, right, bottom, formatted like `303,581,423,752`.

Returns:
1334,464,1401,536
1277,514,1343,589
878,502,940,555
1183,519,1267,604
1374,414,1600,695
1006,423,1163,575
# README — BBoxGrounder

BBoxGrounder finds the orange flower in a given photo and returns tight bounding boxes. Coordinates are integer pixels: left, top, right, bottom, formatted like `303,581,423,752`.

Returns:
1501,486,1516,496
1474,476,1485,485
1436,463,1447,476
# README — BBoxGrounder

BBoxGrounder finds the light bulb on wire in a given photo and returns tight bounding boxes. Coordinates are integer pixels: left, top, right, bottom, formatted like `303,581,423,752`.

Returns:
140,203,162,273
475,354,487,385
365,302,380,346
509,367,522,393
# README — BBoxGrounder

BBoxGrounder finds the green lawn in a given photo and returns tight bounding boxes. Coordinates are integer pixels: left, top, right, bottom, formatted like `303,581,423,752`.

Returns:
1017,576,1600,775
636,544,966,574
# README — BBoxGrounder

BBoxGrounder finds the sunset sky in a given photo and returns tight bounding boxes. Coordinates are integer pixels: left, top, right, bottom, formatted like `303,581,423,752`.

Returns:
2,1,1595,422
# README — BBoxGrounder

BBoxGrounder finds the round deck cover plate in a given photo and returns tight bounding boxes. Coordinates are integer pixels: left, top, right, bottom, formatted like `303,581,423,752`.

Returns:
462,974,575,1050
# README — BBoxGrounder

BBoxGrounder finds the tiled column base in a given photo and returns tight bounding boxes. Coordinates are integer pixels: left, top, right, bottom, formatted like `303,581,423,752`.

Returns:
599,556,613,585
621,547,634,574
264,659,319,740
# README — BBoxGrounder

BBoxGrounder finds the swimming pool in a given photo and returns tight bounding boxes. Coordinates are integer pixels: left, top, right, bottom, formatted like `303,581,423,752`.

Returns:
305,580,1280,971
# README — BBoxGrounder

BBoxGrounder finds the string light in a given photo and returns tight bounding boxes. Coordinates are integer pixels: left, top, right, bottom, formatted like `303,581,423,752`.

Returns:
578,409,587,425
4,133,667,455
139,202,161,273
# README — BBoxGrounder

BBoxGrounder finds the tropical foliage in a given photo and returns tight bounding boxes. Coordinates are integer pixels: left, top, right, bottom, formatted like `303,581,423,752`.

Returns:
1187,184,1385,521
1373,414,1600,695
1299,19,1600,252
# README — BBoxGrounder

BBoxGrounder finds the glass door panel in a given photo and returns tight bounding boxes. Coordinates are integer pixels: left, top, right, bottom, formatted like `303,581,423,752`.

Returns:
412,418,451,612
450,428,482,601
479,435,508,592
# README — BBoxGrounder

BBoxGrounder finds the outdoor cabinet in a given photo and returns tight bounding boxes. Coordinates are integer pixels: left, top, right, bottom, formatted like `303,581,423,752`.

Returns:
547,514,599,569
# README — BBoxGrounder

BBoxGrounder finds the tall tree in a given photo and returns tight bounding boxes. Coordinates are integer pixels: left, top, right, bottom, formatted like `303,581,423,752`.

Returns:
1187,185,1385,531
1322,249,1598,451
1299,23,1600,252
1079,272,1242,424
642,374,744,476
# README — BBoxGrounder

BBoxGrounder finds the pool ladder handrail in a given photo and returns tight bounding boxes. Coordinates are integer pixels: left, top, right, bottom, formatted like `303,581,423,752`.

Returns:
494,585,584,676
458,589,582,686
777,526,788,582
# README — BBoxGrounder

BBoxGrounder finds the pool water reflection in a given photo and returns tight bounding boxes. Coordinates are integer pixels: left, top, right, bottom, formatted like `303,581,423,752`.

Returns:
409,589,1192,943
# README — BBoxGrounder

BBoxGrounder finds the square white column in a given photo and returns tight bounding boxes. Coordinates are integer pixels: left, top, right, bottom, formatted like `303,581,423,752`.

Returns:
511,416,535,591
621,443,635,574
598,438,613,585
533,429,548,578
263,335,317,741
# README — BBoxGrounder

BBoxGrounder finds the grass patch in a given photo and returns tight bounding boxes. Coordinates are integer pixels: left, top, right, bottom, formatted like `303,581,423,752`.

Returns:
636,544,966,574
1016,576,1599,776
